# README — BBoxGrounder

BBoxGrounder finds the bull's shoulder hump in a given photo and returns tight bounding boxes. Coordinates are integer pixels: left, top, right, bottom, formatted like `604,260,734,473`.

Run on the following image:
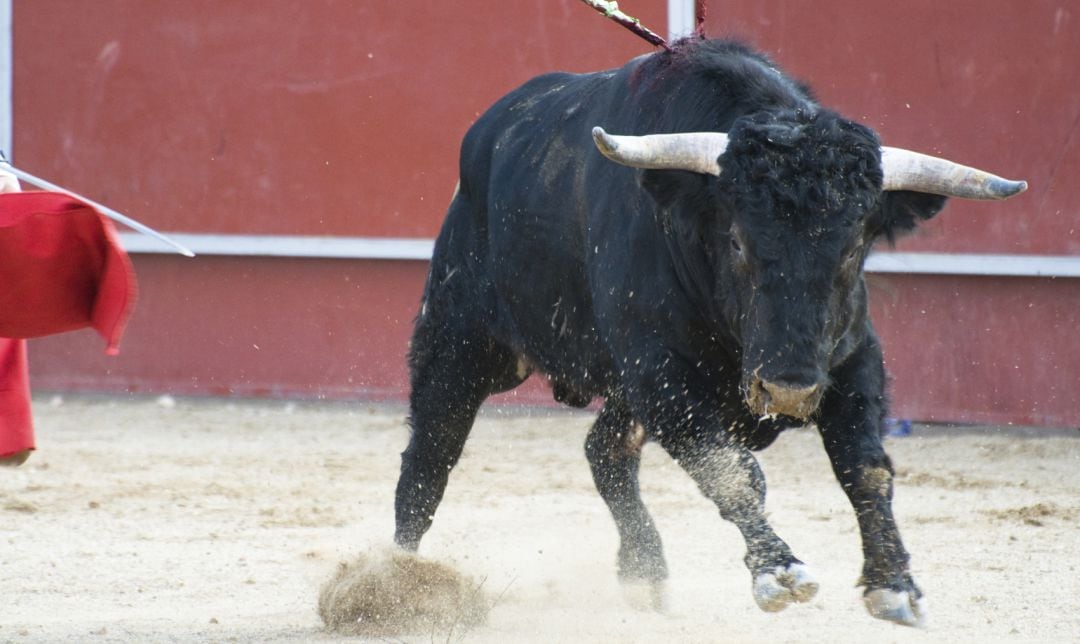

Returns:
490,69,612,114
462,70,613,150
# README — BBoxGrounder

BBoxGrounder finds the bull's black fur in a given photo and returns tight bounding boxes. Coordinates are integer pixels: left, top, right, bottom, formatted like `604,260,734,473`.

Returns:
394,38,947,622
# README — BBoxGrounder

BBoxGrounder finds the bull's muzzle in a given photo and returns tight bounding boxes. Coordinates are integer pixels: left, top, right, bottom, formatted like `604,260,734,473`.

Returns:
746,377,824,420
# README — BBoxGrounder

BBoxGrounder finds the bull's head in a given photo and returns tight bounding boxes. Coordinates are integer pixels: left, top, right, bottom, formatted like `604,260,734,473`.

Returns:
592,110,1026,420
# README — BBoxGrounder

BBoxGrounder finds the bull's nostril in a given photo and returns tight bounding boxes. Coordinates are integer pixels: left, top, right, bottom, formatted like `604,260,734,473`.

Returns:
760,380,820,405
750,379,823,419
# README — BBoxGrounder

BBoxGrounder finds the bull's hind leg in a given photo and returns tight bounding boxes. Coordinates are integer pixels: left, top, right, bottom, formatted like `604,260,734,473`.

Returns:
394,293,524,550
394,330,521,549
585,399,667,609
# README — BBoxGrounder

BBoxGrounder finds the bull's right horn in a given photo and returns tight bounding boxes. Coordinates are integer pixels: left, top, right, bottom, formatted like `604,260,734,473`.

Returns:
592,127,730,176
881,147,1027,200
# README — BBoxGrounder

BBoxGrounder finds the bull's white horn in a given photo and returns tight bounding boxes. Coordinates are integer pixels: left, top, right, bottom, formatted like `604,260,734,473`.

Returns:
880,147,1027,200
592,127,729,176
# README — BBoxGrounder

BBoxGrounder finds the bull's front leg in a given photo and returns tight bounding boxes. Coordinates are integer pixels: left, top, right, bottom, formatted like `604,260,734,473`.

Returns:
625,361,819,614
816,336,925,627
664,431,821,613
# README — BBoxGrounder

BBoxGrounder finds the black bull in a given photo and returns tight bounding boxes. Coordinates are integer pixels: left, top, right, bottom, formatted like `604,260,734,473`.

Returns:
392,39,1025,626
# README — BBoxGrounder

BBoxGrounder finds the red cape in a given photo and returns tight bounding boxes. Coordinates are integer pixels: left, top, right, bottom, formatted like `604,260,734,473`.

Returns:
1,191,137,457
0,191,137,354
0,338,32,457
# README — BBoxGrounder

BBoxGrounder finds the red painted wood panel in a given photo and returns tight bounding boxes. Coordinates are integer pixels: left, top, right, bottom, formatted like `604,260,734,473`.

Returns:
703,0,1080,255
870,275,1080,427
27,256,555,404
13,0,666,237
30,261,1078,425
34,256,423,398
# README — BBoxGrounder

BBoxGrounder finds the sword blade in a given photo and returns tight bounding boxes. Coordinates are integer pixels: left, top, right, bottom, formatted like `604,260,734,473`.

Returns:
2,164,195,257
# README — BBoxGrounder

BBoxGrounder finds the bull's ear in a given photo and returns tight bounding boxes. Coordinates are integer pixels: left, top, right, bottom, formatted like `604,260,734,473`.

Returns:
871,190,948,244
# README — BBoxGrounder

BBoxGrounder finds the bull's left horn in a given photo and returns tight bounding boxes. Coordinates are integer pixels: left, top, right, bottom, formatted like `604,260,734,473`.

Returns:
880,147,1027,200
592,127,729,176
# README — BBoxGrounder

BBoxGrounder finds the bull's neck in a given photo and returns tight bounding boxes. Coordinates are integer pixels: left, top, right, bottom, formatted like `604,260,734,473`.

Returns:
658,211,724,328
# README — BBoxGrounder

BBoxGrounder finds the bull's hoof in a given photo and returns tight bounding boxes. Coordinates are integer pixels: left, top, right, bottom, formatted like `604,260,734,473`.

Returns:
620,578,668,613
863,588,926,627
752,563,819,612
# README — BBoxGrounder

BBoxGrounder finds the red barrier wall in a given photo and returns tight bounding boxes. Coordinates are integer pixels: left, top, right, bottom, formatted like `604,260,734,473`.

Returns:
14,1,1080,426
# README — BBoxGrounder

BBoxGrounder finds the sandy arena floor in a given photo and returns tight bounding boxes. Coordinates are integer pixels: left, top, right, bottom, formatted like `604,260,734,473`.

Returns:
1,395,1077,642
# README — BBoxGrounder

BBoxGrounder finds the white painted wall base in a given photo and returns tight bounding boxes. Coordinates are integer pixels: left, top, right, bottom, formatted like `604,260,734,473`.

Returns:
1,0,12,157
117,232,1080,278
668,0,696,40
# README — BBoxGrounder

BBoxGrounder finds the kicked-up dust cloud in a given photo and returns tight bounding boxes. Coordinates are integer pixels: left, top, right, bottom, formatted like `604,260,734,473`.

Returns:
318,548,489,637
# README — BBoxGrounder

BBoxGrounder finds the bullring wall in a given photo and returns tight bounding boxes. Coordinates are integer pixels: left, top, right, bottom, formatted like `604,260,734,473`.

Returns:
9,1,1079,426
